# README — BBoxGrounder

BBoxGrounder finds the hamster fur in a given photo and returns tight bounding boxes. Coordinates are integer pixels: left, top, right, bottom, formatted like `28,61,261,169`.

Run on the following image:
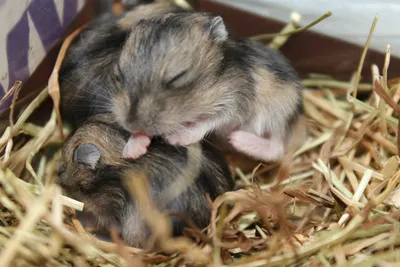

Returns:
111,12,305,162
59,1,186,127
57,115,234,248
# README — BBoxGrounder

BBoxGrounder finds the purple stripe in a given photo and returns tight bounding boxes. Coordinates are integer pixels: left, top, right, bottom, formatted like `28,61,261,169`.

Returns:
0,84,9,108
27,0,63,51
63,0,78,27
0,84,4,103
0,0,81,111
6,12,30,93
1,12,30,110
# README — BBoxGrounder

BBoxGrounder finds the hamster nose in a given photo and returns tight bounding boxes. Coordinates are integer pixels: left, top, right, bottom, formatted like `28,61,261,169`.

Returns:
125,122,142,134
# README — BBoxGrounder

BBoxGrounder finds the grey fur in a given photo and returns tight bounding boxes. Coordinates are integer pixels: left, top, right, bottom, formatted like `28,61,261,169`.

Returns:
59,1,186,127
208,16,228,42
57,115,234,248
59,4,304,162
112,11,303,151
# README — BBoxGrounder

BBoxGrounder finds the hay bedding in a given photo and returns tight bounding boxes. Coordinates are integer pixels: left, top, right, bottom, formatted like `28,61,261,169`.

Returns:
1,1,400,266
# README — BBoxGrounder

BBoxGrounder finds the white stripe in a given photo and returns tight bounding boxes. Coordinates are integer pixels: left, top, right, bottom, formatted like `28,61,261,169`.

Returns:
0,0,32,92
27,12,46,75
77,0,85,11
55,0,64,24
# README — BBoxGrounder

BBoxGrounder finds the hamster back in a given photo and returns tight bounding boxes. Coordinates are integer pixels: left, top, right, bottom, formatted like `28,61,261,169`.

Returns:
57,116,234,248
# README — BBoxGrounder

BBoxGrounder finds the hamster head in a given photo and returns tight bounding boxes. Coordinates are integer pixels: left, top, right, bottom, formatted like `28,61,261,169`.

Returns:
58,142,102,195
111,12,230,137
57,122,129,208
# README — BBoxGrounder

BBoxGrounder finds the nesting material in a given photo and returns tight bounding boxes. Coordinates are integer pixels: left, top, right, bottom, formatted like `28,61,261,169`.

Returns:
0,3,400,266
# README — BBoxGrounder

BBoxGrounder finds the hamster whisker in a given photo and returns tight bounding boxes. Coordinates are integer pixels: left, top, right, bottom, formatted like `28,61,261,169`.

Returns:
60,77,113,102
201,138,220,150
77,73,117,95
67,96,113,105
66,106,109,112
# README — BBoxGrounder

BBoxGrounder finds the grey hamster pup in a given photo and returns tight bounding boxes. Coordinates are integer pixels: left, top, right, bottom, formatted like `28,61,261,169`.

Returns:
112,12,305,162
59,1,186,127
56,115,234,248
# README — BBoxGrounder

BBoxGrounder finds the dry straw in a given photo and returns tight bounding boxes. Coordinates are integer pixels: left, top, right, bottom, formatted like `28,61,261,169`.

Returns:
1,1,400,266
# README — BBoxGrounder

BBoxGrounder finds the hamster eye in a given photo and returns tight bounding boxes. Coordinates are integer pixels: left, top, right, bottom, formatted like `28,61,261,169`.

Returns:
163,70,188,89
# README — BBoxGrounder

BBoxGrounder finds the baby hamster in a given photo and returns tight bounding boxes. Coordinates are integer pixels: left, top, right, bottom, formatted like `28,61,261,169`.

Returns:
59,1,186,127
56,115,234,248
111,12,304,162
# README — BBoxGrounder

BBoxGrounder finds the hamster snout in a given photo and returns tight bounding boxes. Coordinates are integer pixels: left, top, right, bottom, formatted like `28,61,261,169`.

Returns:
113,13,227,137
57,116,234,248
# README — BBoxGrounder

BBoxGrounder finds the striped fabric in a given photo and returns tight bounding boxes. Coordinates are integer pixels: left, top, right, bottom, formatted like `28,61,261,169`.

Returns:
0,0,86,109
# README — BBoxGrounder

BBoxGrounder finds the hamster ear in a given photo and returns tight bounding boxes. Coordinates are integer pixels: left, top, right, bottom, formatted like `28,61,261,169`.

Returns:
74,143,101,170
207,16,228,42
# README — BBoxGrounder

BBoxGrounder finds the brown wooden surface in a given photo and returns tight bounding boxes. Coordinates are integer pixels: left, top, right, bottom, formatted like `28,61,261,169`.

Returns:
197,0,400,81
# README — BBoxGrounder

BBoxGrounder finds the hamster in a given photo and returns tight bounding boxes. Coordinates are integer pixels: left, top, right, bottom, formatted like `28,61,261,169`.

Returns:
56,115,234,248
111,12,304,162
59,1,186,127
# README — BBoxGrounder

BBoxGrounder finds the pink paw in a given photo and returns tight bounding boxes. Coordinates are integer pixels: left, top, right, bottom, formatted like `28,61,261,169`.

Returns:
123,134,151,159
165,134,181,145
228,130,284,162
228,131,256,153
165,134,194,146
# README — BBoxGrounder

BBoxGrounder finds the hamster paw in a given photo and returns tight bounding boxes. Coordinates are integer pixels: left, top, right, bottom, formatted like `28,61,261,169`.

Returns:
165,133,193,146
228,130,284,162
123,134,151,159
166,128,207,146
165,134,179,145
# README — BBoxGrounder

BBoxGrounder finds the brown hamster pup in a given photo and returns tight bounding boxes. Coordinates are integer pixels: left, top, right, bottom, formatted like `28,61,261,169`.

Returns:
59,1,185,127
57,115,234,248
112,12,304,162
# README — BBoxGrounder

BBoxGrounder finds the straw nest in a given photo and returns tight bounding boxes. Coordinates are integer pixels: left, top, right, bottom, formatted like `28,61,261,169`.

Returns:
1,2,399,266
